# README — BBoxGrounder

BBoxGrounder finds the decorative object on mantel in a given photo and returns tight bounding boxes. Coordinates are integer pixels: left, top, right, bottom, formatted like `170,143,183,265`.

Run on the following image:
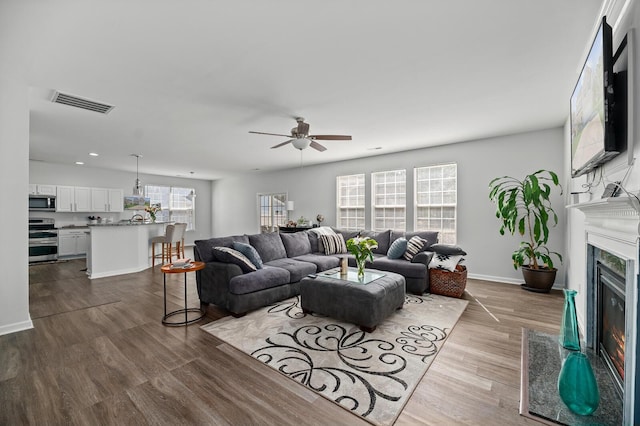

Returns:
488,169,563,292
346,236,378,279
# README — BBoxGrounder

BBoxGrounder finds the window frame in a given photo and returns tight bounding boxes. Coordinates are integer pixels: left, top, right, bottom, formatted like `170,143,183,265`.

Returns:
371,169,406,232
413,162,457,244
336,173,365,231
144,185,196,231
258,192,288,233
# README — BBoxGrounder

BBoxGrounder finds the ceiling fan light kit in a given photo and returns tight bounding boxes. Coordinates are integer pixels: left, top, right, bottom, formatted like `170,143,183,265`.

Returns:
249,117,352,152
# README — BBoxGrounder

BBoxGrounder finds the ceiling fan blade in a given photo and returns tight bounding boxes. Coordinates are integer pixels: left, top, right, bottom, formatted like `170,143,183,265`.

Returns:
309,135,352,141
249,131,292,138
271,139,293,149
310,141,327,152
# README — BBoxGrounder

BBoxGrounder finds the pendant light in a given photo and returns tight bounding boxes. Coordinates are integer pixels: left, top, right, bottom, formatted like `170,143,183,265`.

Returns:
131,154,143,196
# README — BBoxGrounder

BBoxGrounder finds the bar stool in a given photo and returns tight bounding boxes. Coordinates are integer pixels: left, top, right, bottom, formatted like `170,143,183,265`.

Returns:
151,223,187,266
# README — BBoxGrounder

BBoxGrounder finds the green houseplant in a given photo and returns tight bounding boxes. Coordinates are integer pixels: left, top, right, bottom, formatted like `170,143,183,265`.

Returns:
488,169,563,292
346,236,378,280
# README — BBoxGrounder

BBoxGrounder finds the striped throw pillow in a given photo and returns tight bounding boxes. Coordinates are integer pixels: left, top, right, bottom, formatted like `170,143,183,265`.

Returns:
212,246,257,273
403,236,428,261
320,233,347,255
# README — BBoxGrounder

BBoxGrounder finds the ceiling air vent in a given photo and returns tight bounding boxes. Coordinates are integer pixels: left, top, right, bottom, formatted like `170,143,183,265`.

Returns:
51,91,114,114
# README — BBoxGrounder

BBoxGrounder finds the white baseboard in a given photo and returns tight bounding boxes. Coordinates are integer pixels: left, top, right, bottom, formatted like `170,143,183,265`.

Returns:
467,272,564,289
0,317,33,336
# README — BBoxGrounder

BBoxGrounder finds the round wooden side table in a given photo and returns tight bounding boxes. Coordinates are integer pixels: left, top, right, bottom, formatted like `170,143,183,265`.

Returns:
160,261,206,326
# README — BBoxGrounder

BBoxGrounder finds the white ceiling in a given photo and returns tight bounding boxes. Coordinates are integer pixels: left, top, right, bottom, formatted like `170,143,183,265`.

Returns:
1,0,604,180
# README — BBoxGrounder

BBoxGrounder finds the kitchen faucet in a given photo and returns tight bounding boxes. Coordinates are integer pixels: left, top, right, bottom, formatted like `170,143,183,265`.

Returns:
130,213,144,222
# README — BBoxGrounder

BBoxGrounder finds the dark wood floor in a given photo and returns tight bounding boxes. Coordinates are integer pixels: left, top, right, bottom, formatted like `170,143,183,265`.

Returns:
0,258,563,425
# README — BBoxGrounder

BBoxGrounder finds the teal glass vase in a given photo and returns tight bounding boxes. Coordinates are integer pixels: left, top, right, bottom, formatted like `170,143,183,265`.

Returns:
559,289,581,351
558,352,600,415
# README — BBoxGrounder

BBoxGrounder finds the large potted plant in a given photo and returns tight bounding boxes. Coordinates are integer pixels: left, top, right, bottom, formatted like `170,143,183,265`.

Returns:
488,169,563,292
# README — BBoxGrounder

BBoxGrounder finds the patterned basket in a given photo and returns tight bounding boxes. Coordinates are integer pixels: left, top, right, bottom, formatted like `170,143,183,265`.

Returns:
429,265,467,298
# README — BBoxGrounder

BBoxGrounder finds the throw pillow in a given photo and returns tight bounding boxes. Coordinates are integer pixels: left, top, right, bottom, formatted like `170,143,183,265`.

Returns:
387,237,407,259
430,243,467,256
429,253,464,272
232,242,263,269
320,233,347,255
403,236,428,261
311,226,337,236
212,246,257,273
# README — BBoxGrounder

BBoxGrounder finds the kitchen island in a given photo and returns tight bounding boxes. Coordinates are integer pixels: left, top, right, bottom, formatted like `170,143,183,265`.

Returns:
86,222,168,279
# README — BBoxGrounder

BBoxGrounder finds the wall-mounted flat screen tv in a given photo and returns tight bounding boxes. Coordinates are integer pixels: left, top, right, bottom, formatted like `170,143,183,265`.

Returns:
570,16,618,178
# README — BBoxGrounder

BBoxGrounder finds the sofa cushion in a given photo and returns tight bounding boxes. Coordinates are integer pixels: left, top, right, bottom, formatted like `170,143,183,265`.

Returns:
195,235,250,262
358,230,391,254
248,232,288,263
233,242,263,269
403,236,428,261
293,254,341,271
331,228,361,242
280,232,312,257
429,253,464,272
404,231,439,251
387,237,407,259
264,258,317,282
212,247,257,273
431,243,467,256
320,233,347,255
228,266,291,295
370,257,428,279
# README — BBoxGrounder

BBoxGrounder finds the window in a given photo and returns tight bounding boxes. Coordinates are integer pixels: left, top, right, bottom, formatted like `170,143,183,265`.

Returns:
259,193,287,233
371,170,406,231
414,163,457,244
145,185,196,230
336,174,365,230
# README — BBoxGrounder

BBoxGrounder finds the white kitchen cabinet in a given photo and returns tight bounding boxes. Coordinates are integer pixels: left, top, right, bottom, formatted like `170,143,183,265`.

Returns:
58,229,89,257
74,187,91,212
56,186,91,212
91,188,124,212
29,184,57,195
56,186,75,212
107,188,124,212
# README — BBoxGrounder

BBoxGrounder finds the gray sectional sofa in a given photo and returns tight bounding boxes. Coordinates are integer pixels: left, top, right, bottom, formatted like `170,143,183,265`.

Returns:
194,228,438,317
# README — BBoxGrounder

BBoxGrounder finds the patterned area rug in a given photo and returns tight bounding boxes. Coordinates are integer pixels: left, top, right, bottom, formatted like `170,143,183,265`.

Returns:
201,293,468,425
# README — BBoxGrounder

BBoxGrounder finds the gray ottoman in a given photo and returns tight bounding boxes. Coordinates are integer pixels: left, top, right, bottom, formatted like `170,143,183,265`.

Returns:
300,269,406,332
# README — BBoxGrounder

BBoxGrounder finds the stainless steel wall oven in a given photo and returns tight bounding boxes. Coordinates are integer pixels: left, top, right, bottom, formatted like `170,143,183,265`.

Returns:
29,218,58,262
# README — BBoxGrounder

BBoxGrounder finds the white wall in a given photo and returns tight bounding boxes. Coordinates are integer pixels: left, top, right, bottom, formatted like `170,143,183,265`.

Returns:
0,77,32,335
566,1,640,329
212,127,566,285
29,161,213,245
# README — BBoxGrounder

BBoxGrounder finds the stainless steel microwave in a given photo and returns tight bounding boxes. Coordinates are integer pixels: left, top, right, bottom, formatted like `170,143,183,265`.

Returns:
29,195,56,211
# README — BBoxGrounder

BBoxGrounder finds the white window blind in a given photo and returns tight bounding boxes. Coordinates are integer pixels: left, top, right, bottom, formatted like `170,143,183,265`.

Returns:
336,174,365,230
371,169,406,231
414,163,457,244
145,185,196,230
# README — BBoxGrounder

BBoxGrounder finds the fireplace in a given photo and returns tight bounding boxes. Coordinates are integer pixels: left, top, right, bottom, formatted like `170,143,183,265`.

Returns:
597,257,626,395
573,197,640,424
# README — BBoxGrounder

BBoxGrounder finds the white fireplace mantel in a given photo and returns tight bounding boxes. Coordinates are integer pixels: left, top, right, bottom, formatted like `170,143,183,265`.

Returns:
569,196,640,238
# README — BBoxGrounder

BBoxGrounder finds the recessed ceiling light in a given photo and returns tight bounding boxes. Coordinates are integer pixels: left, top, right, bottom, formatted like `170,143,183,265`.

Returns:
75,161,84,165
89,152,99,156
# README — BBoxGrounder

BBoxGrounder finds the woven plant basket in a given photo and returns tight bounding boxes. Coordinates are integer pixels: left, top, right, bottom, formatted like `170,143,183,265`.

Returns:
429,265,467,298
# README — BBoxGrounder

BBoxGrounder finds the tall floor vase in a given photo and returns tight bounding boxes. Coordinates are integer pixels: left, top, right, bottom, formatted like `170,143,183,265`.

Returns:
559,289,580,351
557,288,600,416
558,352,600,415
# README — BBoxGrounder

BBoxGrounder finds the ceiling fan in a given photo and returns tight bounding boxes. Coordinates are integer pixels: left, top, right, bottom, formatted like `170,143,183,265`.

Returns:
249,117,352,152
